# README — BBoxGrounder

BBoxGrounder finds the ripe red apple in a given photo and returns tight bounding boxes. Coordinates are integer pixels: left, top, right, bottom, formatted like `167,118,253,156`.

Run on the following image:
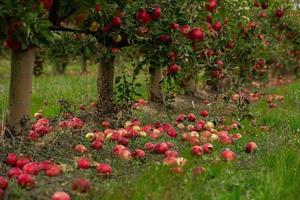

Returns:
206,0,218,12
23,162,40,175
245,142,257,153
96,163,112,175
188,113,196,122
165,150,178,158
167,51,178,61
180,24,191,35
220,149,236,161
212,21,222,32
77,158,90,169
169,23,180,30
215,59,224,67
261,2,268,9
168,63,181,74
202,143,213,154
91,139,103,150
7,167,23,178
6,153,17,166
132,149,146,159
112,16,122,27
45,164,62,177
17,174,35,188
200,110,209,117
154,142,169,154
206,15,213,24
42,0,53,11
74,144,87,153
176,114,186,122
101,120,110,128
144,142,155,151
151,7,161,20
276,9,284,18
16,157,31,169
118,149,132,160
136,9,151,24
189,28,205,41
191,146,204,156
4,37,21,50
72,178,90,193
51,192,71,200
159,34,172,43
0,177,8,191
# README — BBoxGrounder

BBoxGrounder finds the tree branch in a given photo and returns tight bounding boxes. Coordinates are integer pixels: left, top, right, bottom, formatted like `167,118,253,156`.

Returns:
49,26,87,34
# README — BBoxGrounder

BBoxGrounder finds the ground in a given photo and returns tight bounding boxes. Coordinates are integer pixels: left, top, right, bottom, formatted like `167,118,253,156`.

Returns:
0,61,300,200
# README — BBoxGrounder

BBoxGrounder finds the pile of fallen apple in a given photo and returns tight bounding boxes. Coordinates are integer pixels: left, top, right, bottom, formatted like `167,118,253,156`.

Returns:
0,107,261,200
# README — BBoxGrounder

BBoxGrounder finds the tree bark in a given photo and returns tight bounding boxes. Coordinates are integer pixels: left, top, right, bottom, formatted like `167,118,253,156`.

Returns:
97,56,115,114
149,66,163,103
185,78,196,97
7,48,35,136
81,56,88,74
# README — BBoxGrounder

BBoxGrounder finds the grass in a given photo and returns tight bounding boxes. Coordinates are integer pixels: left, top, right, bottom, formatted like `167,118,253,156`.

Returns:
1,59,300,200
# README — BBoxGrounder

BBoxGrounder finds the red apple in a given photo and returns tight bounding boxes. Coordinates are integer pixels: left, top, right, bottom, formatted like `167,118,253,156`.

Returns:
6,153,17,166
96,163,112,175
45,164,62,177
112,16,122,27
154,142,169,154
193,166,206,176
191,146,204,156
23,162,40,175
276,9,284,18
212,21,222,32
0,177,8,191
261,2,268,9
51,192,71,200
202,143,213,154
159,34,172,43
17,174,35,188
91,139,103,150
169,23,180,30
16,157,31,169
74,144,87,153
136,9,151,24
7,167,23,178
71,178,90,193
245,142,257,153
188,113,196,122
180,24,191,35
168,63,180,74
220,149,236,161
206,0,218,12
200,110,209,117
42,0,53,11
132,149,146,159
144,142,155,151
118,149,132,160
77,158,90,169
151,7,161,20
189,28,205,41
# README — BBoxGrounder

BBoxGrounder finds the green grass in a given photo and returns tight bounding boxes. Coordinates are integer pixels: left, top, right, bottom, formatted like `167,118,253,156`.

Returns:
1,58,300,200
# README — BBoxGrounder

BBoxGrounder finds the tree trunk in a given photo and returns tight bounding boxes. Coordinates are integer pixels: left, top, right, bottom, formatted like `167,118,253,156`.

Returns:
97,56,115,114
185,78,196,97
81,56,88,74
149,66,163,103
7,48,35,136
53,58,67,75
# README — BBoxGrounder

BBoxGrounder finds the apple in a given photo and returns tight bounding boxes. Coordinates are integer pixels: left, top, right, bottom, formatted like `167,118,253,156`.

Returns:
180,24,191,35
193,166,206,176
200,110,209,117
191,146,204,156
245,142,257,153
45,164,62,177
0,189,3,199
94,3,101,12
168,63,181,74
202,143,213,154
154,142,169,154
91,139,103,150
111,16,122,27
276,9,284,18
0,177,8,191
17,174,35,188
101,121,110,128
72,178,90,193
23,162,40,175
77,158,90,169
6,153,17,166
151,7,161,20
215,59,224,67
189,28,205,41
42,0,53,11
220,149,236,161
188,113,196,122
165,150,178,158
136,9,151,24
34,112,43,119
261,2,268,9
51,192,71,200
16,157,31,169
85,132,94,141
132,149,146,159
144,142,155,151
118,149,132,160
74,144,87,153
212,21,222,32
253,0,260,7
7,167,23,178
206,15,213,24
96,163,112,175
204,122,214,130
206,0,218,12
176,114,186,122
159,34,172,43
169,23,180,30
